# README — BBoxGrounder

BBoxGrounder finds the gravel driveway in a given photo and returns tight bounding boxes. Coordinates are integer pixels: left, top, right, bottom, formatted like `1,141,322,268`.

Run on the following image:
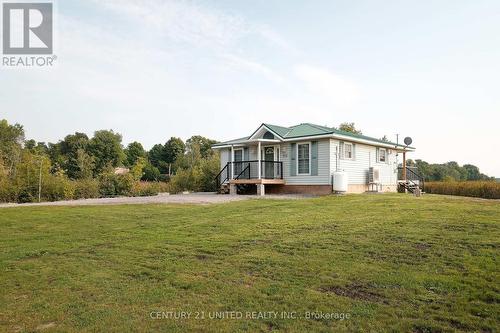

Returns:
0,192,309,208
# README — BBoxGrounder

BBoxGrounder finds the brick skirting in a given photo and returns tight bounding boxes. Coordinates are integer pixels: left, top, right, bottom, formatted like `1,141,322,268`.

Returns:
265,184,333,195
263,184,398,195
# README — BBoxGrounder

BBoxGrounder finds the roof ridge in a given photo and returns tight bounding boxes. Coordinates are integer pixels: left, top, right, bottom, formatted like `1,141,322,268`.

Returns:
304,123,334,132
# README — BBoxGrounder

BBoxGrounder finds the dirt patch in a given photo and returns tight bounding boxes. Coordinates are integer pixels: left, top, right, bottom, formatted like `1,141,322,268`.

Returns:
36,322,56,330
319,283,388,304
195,254,210,260
0,193,308,208
415,243,431,251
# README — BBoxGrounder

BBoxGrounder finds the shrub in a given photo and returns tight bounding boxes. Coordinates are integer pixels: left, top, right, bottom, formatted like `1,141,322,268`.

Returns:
131,182,159,197
0,179,18,203
73,179,100,199
41,175,74,202
169,167,203,193
141,163,161,181
425,181,500,199
98,173,134,197
17,189,35,203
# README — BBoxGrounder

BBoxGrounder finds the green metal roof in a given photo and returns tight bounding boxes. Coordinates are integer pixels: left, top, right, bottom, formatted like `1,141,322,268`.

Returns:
213,123,412,148
264,124,291,138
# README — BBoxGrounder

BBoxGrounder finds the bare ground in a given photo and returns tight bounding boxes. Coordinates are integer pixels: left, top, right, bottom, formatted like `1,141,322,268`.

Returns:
0,192,310,208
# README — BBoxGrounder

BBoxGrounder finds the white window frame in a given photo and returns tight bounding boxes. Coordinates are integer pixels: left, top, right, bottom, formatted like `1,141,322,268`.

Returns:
296,142,311,175
378,148,387,163
261,145,280,161
343,142,354,160
233,148,244,161
233,148,244,177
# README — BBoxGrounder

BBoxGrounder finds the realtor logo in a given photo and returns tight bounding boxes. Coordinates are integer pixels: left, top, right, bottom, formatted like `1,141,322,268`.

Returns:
2,2,53,54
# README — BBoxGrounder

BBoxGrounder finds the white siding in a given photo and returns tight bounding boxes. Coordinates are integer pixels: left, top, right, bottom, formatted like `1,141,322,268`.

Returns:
330,139,397,186
281,139,331,185
220,148,230,170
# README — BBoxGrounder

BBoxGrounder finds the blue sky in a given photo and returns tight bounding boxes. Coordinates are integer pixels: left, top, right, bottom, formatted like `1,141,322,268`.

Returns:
1,0,499,176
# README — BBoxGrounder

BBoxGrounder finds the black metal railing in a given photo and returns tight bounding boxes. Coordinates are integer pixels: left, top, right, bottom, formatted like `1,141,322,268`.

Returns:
398,166,425,192
215,163,230,190
260,161,283,179
214,160,283,188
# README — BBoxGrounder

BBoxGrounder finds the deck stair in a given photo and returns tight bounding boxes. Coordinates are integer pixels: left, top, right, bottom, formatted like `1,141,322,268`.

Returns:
397,167,425,194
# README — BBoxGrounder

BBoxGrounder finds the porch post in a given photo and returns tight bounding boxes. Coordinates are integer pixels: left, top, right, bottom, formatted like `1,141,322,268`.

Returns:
258,141,261,179
402,151,407,181
230,145,234,180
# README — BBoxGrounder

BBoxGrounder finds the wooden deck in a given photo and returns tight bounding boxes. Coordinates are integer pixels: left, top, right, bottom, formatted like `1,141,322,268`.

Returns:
229,178,285,185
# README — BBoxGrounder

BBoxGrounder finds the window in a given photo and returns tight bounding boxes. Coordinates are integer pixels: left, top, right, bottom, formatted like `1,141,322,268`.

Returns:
233,149,243,176
378,148,387,163
344,142,353,159
297,143,310,174
263,131,274,139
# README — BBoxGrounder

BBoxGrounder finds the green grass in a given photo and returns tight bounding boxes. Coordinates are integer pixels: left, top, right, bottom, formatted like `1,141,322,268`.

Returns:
0,194,498,332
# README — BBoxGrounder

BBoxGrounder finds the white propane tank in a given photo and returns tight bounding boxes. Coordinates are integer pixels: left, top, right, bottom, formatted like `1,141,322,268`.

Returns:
333,171,348,192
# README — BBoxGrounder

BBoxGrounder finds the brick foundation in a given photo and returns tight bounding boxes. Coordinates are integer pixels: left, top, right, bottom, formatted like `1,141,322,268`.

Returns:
263,184,397,195
265,184,333,195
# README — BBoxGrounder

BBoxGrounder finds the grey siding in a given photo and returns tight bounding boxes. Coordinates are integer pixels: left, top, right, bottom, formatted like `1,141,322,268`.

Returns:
330,139,397,185
281,139,331,185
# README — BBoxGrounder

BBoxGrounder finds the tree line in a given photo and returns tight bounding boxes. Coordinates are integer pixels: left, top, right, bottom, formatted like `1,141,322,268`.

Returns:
337,122,494,181
0,119,220,203
405,159,493,182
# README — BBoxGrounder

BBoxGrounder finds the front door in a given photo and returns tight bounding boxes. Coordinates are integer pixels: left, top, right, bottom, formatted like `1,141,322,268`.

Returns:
264,147,274,179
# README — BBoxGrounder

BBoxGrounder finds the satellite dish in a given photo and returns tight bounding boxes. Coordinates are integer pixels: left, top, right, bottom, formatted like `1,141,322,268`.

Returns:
404,137,412,146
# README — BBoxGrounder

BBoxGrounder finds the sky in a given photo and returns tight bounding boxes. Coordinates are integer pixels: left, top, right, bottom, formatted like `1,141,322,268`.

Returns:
1,0,499,176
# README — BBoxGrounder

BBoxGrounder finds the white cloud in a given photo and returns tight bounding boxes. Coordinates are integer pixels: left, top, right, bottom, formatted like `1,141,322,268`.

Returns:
294,64,360,108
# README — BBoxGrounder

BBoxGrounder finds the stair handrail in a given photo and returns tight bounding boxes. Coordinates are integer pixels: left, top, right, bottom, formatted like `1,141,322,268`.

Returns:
399,166,425,192
215,162,230,189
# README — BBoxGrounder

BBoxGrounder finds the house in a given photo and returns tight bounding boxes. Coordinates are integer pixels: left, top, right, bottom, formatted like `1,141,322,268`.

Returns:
114,167,129,175
212,123,419,195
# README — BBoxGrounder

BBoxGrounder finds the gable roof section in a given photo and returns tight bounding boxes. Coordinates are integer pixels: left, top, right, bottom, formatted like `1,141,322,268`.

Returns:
263,123,291,138
211,136,249,147
212,123,413,149
285,123,331,137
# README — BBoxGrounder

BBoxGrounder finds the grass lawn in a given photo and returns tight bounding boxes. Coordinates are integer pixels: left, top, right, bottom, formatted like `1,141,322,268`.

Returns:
0,194,498,332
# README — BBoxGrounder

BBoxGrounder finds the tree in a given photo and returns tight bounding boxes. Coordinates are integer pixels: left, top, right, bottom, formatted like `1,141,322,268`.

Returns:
338,122,362,135
147,138,186,174
124,141,146,167
141,162,161,181
75,149,95,179
0,119,24,175
148,143,168,173
88,130,125,175
381,135,389,142
130,157,147,180
164,137,185,164
185,135,217,159
59,132,90,179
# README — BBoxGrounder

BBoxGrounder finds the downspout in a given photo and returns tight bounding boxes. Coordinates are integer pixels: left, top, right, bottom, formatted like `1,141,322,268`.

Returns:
257,141,261,179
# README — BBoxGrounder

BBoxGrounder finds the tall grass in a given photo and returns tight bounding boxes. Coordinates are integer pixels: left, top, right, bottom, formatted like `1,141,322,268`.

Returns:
425,181,500,199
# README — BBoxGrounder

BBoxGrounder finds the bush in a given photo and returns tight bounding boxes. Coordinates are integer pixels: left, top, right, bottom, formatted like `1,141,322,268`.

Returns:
425,181,500,199
141,163,161,181
98,173,134,197
17,189,35,203
0,179,18,203
169,167,202,193
130,181,167,197
73,179,100,199
41,175,74,202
